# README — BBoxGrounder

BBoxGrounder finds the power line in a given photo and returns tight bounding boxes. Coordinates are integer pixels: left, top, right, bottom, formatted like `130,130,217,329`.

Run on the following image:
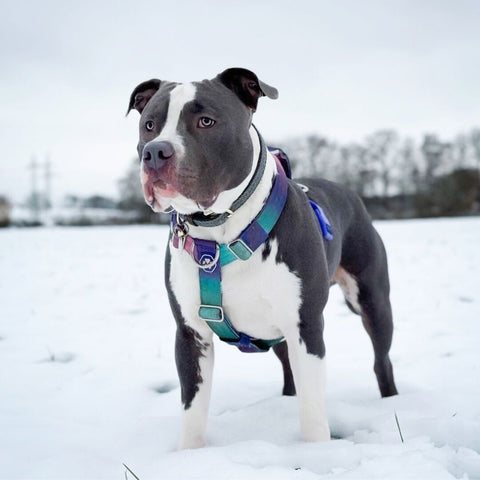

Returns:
44,154,52,210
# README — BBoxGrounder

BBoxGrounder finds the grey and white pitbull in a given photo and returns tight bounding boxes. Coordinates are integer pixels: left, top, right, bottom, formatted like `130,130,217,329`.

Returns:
127,68,398,449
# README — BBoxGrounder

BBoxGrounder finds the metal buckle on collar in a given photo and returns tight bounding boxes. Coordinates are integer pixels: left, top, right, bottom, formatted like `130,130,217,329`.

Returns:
227,239,253,261
198,305,224,322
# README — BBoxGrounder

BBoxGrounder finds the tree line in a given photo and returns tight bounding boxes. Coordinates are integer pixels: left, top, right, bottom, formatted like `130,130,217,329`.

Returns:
277,128,480,218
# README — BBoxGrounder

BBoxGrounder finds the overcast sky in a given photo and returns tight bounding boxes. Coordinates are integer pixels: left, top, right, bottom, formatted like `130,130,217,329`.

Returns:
1,0,479,204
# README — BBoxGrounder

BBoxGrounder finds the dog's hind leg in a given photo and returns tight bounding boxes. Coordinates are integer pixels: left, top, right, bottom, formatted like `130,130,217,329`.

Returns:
335,235,398,398
356,271,398,397
273,341,296,396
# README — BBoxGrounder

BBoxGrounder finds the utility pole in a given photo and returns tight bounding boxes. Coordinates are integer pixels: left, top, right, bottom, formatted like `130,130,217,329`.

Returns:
29,156,40,222
27,154,53,222
44,154,51,210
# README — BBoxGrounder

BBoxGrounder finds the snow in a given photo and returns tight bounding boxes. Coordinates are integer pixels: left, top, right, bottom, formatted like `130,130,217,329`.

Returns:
1,218,479,479
10,205,145,227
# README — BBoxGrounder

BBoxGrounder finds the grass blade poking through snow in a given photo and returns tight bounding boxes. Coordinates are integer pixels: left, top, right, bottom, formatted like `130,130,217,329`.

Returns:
394,411,404,443
123,463,141,480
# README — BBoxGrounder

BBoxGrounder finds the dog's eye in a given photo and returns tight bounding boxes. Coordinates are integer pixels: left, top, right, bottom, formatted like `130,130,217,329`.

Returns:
145,120,155,131
198,117,216,129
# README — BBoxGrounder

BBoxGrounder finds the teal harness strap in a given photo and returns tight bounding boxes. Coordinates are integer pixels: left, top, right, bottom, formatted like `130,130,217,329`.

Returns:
172,169,289,353
197,247,281,353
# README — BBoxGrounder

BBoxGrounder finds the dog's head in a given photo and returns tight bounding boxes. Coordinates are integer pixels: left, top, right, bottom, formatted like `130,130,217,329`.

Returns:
127,68,278,214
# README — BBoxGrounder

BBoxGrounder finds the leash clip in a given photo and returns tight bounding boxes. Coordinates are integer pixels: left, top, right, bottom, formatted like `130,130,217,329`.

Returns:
173,213,189,249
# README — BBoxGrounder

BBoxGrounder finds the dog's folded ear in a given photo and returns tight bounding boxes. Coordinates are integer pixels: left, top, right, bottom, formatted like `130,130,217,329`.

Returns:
126,79,162,115
217,68,278,111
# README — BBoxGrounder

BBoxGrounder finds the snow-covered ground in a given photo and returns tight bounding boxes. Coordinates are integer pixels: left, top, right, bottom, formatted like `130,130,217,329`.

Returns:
1,218,479,479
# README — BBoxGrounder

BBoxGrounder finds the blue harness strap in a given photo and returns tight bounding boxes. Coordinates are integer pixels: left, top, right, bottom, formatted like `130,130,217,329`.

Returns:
309,201,333,241
170,147,333,353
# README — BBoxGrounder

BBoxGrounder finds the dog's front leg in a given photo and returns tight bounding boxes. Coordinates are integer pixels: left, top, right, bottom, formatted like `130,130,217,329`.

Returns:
175,324,214,449
285,320,331,443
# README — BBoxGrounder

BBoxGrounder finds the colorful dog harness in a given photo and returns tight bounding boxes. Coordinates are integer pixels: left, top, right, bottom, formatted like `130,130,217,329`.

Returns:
170,142,332,353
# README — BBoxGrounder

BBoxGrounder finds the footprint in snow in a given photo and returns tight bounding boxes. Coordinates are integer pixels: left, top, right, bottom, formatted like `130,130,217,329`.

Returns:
41,351,76,364
152,382,178,394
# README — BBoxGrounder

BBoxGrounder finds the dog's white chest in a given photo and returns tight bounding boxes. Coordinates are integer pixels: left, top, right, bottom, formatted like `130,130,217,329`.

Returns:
169,238,302,341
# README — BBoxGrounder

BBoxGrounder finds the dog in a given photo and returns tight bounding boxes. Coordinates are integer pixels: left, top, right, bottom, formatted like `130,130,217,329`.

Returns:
127,68,398,449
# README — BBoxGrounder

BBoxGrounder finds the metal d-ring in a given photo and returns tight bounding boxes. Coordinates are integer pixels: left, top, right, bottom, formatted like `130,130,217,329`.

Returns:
173,213,188,236
296,182,309,193
195,244,220,271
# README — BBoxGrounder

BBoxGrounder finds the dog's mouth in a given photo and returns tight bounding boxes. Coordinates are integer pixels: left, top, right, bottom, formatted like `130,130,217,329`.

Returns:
142,170,219,213
142,172,179,211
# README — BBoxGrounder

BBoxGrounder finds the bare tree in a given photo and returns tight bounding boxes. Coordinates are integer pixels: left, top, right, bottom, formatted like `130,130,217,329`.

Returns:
397,137,420,195
450,133,468,169
337,143,370,195
421,134,449,186
469,128,480,205
365,130,400,197
117,159,166,223
280,134,332,178
117,159,143,210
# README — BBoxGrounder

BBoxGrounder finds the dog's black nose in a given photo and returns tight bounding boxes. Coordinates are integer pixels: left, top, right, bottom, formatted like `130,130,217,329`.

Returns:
142,141,175,169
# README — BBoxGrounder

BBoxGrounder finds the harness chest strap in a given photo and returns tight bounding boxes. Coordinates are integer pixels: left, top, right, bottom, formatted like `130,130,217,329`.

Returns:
170,151,333,353
171,168,289,353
